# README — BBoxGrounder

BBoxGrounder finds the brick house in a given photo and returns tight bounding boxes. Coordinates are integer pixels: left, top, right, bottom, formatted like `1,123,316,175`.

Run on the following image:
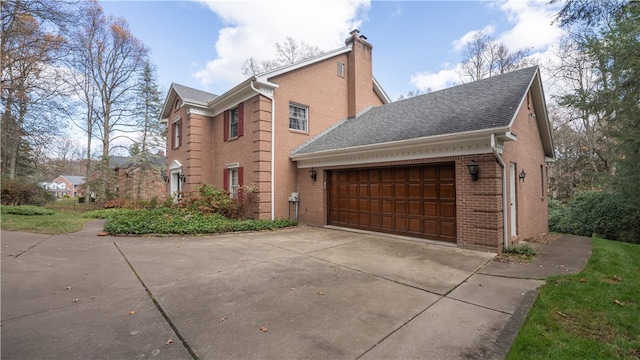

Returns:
160,30,554,252
41,175,85,198
109,155,166,200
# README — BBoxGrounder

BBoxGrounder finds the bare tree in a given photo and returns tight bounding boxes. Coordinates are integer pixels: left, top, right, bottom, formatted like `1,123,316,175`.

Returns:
68,0,148,199
458,32,531,83
1,0,75,179
241,37,322,77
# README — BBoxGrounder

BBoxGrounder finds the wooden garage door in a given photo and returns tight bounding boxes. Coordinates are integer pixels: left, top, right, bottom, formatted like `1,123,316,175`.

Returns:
327,164,456,242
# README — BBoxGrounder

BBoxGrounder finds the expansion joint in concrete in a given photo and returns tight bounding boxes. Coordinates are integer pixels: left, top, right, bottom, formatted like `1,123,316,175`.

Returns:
114,242,200,360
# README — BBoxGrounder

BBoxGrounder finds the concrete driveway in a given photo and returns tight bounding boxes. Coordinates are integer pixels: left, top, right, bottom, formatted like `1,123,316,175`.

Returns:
1,221,545,359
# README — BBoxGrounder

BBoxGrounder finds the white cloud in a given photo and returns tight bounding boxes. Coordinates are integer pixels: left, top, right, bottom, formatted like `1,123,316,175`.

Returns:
410,64,461,92
495,0,564,51
409,0,565,96
452,25,495,52
193,0,370,92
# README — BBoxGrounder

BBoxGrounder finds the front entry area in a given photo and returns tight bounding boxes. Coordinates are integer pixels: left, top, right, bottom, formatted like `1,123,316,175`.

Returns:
327,163,456,242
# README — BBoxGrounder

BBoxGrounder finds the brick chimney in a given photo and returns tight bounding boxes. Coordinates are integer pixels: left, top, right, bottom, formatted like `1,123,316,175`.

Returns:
345,29,373,119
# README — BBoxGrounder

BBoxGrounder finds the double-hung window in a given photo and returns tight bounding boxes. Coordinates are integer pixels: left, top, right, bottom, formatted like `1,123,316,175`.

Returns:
172,117,181,148
289,103,308,132
229,108,239,138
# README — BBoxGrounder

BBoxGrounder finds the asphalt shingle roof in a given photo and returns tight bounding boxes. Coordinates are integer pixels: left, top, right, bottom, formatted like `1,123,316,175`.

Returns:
61,175,85,185
293,66,538,155
172,83,218,105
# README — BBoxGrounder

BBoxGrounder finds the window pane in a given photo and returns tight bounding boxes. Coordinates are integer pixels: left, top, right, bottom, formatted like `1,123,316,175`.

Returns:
230,108,239,138
289,104,308,132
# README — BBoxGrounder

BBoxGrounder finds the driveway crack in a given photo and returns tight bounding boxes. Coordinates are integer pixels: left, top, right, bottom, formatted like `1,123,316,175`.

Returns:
114,242,199,360
12,235,54,258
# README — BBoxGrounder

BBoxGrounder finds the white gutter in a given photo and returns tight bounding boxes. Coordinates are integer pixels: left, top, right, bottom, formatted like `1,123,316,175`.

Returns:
491,133,509,249
251,81,276,220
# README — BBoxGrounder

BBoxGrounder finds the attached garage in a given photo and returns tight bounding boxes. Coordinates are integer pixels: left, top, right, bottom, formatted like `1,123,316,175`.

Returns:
327,163,456,242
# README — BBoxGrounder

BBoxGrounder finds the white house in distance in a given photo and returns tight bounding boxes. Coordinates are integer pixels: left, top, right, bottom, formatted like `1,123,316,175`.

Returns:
40,175,85,198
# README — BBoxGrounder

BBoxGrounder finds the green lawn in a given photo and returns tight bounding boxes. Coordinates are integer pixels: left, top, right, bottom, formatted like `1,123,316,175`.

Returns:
1,211,90,234
507,238,640,359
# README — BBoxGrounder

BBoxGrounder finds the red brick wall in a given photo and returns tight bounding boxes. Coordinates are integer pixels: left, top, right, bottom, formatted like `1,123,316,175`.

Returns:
294,91,551,253
502,90,550,244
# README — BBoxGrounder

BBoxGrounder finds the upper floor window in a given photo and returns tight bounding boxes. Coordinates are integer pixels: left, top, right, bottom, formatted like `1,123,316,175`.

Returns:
172,117,182,148
337,61,345,77
174,98,182,110
289,103,308,132
224,102,244,141
229,107,239,138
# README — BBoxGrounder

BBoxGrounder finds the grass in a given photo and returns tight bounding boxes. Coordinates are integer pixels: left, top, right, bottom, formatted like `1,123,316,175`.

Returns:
507,238,640,360
1,210,91,234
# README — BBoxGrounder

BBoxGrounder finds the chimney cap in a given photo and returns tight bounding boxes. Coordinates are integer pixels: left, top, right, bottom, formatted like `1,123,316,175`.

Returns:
349,29,360,36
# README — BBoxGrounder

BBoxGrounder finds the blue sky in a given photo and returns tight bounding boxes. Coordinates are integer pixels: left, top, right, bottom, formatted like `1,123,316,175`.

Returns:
100,0,565,101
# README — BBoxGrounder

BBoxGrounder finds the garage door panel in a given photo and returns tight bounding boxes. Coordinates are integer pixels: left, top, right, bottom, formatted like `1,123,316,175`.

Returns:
328,163,456,242
395,184,407,197
424,184,437,198
424,203,437,216
408,218,422,233
370,199,380,212
441,203,455,217
441,184,455,199
395,216,407,231
382,216,393,230
408,201,421,215
408,184,422,198
382,200,393,213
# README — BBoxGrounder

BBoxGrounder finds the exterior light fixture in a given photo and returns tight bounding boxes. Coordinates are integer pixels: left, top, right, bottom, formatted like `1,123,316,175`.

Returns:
467,160,479,181
178,173,186,182
519,169,526,182
309,168,317,181
160,169,169,182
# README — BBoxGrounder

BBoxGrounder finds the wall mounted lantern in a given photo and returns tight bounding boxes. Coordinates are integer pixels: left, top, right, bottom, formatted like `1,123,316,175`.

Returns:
519,169,527,182
309,168,317,182
467,160,479,181
160,169,169,182
178,172,186,182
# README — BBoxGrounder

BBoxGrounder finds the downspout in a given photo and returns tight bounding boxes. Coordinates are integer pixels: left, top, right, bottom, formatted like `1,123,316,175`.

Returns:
492,133,509,250
250,81,275,220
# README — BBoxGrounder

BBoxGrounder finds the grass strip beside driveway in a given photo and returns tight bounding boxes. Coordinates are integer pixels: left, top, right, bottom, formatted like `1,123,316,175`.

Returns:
507,238,640,360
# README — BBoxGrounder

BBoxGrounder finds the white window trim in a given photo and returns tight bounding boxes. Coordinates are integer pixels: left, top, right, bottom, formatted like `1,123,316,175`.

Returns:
289,103,309,133
337,61,345,77
172,116,181,148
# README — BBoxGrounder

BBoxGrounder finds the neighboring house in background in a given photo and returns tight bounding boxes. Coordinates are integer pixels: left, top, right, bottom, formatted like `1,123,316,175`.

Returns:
40,175,85,198
159,30,554,252
109,154,166,200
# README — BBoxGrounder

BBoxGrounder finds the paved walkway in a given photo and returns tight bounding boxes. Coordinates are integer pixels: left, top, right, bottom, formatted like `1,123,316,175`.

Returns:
1,222,591,359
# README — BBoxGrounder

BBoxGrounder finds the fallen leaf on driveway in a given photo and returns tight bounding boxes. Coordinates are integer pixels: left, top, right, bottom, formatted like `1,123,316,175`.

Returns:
64,286,72,290
165,338,174,345
219,317,227,322
317,291,325,296
72,299,80,303
129,310,136,315
260,326,268,332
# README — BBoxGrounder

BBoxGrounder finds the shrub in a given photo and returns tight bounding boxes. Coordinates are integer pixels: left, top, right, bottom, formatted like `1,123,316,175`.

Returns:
0,205,55,216
549,191,640,244
100,206,297,235
503,243,537,257
176,184,240,219
1,179,53,206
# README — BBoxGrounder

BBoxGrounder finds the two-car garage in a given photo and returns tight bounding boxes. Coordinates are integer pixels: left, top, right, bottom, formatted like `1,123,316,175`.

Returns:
327,163,456,243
